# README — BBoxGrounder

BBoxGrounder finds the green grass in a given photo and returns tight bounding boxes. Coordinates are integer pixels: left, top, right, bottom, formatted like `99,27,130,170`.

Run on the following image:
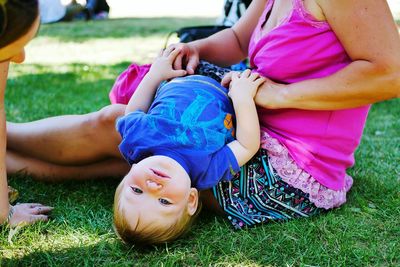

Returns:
1,18,400,266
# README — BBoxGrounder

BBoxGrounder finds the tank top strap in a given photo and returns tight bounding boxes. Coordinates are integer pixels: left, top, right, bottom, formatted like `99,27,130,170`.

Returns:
266,0,275,10
291,0,329,27
258,0,275,28
292,0,303,10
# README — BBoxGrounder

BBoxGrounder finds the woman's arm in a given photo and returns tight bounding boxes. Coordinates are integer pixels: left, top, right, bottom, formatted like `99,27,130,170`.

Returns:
194,0,266,65
256,0,400,110
1,62,53,226
0,62,10,223
172,0,268,73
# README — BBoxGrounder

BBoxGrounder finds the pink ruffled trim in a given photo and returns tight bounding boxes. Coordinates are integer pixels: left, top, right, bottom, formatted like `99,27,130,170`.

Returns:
260,131,353,210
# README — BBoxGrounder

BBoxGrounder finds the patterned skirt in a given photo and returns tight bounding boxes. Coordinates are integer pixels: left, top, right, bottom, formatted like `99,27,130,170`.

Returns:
212,149,322,229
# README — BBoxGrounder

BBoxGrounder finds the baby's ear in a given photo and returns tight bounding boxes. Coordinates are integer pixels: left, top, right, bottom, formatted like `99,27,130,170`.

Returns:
187,188,199,216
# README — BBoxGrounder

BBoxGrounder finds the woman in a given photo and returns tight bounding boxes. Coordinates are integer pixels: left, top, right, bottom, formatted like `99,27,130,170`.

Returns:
166,0,400,226
0,0,52,227
5,0,400,231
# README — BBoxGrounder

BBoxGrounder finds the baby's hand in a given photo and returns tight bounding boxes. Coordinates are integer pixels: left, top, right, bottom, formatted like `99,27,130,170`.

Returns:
149,48,187,81
223,69,266,101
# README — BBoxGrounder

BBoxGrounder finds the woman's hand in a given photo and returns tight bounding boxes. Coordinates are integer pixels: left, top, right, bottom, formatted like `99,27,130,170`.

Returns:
8,203,53,227
254,78,288,109
149,48,187,82
166,43,200,75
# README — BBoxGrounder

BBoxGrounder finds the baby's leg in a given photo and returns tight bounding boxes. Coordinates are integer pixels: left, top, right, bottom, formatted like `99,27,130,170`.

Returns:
7,150,129,182
7,104,125,165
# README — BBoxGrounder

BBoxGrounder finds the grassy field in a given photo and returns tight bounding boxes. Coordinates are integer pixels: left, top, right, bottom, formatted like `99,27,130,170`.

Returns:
1,18,399,266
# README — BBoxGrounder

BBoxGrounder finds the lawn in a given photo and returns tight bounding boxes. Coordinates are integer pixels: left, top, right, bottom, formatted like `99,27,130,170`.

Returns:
1,18,399,266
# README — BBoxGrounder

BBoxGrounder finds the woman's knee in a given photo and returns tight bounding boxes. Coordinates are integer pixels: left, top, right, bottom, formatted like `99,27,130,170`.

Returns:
88,104,125,131
82,104,125,157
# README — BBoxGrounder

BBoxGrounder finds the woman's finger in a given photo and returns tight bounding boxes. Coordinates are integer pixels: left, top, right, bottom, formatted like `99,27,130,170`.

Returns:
185,54,199,75
171,44,185,70
172,69,187,77
31,206,54,215
173,54,183,70
28,214,49,224
221,72,233,87
20,203,43,209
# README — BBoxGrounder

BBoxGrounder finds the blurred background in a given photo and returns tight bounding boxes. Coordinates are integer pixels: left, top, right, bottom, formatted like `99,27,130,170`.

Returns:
60,0,224,18
62,0,399,19
388,0,400,19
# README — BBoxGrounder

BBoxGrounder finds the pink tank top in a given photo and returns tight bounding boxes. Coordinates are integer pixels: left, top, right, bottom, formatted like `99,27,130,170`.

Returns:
249,0,370,190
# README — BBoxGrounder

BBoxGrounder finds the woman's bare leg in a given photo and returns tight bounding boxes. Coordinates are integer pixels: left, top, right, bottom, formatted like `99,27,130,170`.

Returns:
7,104,125,165
7,150,130,182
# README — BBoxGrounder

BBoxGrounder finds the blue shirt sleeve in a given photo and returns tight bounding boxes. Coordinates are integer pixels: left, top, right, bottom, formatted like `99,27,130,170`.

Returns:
194,146,240,190
116,111,151,165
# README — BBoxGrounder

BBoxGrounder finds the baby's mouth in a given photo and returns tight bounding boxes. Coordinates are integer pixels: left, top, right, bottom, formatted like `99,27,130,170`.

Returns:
150,168,170,179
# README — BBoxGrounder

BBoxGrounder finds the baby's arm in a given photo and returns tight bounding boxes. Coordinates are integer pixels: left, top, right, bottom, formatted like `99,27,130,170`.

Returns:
225,70,265,166
125,48,187,114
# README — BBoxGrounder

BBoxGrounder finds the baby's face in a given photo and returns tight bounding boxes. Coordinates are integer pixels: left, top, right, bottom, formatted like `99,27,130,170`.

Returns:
117,155,198,232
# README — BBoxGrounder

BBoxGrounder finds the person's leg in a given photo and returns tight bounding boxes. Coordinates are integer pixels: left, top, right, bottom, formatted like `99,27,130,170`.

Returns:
7,150,129,182
7,104,125,165
85,0,97,11
63,2,84,22
95,0,110,14
86,0,109,13
83,0,97,20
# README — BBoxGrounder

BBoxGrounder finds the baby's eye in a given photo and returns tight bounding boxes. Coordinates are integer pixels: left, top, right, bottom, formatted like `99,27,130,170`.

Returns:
130,186,143,194
159,198,172,205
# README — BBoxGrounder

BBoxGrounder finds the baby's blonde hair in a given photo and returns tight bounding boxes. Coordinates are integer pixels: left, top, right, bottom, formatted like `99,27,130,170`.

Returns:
113,181,201,246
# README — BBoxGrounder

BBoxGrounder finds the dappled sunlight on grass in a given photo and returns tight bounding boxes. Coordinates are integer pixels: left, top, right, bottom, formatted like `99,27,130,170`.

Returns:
23,17,209,65
26,36,169,65
36,17,214,40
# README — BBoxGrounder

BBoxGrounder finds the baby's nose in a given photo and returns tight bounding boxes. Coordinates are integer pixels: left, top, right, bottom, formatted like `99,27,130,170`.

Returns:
146,180,162,190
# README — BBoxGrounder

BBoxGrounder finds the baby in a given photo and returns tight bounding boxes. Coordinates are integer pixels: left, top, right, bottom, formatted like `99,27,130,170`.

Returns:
113,48,264,245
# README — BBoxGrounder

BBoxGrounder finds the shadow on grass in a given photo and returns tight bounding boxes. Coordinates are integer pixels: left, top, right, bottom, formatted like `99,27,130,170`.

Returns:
38,17,215,42
1,222,214,266
1,240,133,266
6,62,132,121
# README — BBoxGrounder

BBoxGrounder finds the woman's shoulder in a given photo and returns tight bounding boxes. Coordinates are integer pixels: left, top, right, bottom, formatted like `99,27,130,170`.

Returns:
303,0,326,21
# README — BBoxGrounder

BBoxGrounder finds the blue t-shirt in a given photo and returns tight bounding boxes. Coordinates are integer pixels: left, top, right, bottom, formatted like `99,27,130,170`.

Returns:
116,75,240,190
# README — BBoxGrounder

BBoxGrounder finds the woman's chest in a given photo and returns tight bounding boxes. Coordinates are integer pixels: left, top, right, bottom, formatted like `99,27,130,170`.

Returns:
249,0,348,83
260,0,325,37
